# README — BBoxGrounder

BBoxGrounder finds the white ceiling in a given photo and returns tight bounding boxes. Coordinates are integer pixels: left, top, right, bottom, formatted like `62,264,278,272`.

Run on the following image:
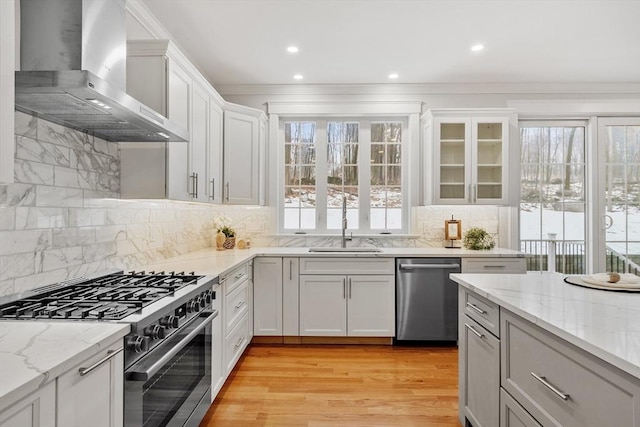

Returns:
139,0,640,87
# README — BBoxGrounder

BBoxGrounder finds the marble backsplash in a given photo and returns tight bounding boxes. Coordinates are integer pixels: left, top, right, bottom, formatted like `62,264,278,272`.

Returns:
0,112,501,296
0,112,271,296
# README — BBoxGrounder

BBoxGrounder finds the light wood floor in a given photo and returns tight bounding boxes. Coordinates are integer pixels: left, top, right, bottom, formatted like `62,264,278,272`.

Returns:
200,344,460,427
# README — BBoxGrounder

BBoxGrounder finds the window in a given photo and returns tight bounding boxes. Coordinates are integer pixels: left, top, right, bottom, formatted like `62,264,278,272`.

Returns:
281,118,406,234
519,122,587,273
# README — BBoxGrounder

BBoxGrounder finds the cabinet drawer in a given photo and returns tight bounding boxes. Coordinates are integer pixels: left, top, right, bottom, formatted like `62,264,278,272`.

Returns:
224,314,249,373
224,279,249,333
501,311,640,427
300,257,394,275
462,258,526,274
461,289,499,337
222,263,249,294
500,388,541,427
462,315,500,427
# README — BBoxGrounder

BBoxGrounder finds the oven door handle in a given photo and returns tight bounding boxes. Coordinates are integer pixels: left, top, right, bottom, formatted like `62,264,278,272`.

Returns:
125,310,218,381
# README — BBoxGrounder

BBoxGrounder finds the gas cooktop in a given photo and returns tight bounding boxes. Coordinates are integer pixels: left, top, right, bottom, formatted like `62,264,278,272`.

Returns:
0,271,203,320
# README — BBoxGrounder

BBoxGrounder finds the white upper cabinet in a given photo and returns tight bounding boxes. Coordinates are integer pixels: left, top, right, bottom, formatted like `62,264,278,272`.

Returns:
423,109,517,205
207,99,224,203
223,103,266,205
190,82,209,202
123,40,227,203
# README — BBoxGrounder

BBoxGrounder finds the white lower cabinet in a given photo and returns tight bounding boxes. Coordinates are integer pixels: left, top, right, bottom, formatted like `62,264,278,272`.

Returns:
1,341,124,427
501,310,640,427
299,258,395,338
253,257,283,335
500,389,541,427
211,282,225,398
220,262,252,377
57,342,124,427
0,382,55,427
461,257,526,274
460,313,499,427
459,285,640,427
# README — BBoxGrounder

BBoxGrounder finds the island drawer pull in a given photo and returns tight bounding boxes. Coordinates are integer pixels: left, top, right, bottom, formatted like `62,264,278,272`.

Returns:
464,323,484,339
531,372,570,401
79,347,123,376
466,302,486,315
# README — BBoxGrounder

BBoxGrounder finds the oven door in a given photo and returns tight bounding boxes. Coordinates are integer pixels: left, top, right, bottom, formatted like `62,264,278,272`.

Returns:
125,310,217,427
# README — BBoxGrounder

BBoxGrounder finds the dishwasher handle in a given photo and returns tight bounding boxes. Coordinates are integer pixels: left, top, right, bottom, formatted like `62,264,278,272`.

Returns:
399,263,460,270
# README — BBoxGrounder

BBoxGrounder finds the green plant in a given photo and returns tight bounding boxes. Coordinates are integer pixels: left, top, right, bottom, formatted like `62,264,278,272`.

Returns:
214,215,235,237
462,227,495,250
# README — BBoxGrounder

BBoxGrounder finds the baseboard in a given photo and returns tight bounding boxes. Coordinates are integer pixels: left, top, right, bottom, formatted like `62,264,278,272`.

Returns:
251,336,393,345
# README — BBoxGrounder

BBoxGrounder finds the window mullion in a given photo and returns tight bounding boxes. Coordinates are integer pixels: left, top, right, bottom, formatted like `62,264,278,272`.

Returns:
360,119,371,232
316,120,328,232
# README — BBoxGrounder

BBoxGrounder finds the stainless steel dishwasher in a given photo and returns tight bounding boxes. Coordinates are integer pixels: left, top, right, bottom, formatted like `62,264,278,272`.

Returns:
396,258,461,342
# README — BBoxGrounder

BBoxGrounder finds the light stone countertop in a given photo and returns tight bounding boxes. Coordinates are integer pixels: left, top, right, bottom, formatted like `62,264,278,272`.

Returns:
450,272,640,379
0,321,130,411
137,246,524,277
0,246,523,413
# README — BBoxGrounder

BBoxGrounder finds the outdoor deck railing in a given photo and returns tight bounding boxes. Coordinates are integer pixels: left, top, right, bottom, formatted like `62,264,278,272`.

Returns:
520,240,640,276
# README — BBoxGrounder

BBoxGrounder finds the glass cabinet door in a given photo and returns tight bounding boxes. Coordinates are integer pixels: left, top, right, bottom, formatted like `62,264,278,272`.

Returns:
473,119,505,203
438,121,468,201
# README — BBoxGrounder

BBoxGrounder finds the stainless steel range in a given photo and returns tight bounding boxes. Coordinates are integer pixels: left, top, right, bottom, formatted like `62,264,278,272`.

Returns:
0,270,219,427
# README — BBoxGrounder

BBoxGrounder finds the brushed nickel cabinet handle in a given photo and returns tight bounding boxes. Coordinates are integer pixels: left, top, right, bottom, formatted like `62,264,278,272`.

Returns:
348,278,352,298
194,172,198,199
226,182,230,201
343,278,346,299
210,178,215,200
464,323,484,339
79,348,123,376
531,372,570,401
289,260,293,280
466,302,486,315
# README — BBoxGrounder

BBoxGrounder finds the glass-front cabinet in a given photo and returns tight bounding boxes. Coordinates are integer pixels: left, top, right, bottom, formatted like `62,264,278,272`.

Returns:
423,109,515,205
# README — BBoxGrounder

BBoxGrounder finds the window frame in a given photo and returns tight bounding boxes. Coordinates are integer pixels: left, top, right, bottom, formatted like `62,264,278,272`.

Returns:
277,116,410,235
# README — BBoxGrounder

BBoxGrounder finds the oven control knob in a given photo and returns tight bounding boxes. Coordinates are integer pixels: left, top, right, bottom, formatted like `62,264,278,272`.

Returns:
187,299,199,313
144,324,164,340
126,335,148,353
197,295,206,308
203,290,212,304
160,315,179,329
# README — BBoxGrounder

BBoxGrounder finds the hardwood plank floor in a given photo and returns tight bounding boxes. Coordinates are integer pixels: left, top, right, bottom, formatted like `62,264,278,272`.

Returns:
200,344,460,427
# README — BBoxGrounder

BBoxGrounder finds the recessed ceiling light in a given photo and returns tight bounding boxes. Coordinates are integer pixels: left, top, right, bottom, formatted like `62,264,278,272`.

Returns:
293,74,304,80
471,44,484,52
388,73,399,79
287,46,299,53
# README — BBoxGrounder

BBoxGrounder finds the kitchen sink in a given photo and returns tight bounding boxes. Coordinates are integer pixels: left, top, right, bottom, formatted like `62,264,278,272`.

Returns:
308,247,383,253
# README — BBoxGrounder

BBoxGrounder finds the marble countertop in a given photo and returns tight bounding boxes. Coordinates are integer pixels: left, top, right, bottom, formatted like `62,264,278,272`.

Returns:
0,321,130,411
138,246,523,277
450,272,640,379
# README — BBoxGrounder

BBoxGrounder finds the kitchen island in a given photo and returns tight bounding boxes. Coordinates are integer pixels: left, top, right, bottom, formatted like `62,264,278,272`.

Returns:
450,272,640,427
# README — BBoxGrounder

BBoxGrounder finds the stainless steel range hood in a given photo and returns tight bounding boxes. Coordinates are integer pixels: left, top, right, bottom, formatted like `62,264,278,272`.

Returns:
15,0,188,143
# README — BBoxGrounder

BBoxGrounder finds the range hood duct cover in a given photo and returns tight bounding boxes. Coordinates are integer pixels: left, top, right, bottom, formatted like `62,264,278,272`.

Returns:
16,0,188,143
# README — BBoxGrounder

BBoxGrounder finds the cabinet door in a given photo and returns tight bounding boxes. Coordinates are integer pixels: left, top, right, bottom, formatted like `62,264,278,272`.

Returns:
57,346,124,427
282,257,300,336
166,60,191,201
472,117,509,204
223,110,259,204
461,316,499,427
253,257,283,336
434,118,472,204
207,99,224,203
190,83,208,202
299,275,347,336
0,382,55,427
211,284,225,398
347,275,395,337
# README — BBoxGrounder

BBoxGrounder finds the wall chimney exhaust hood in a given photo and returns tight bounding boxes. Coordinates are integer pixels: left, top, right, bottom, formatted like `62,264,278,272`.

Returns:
15,0,188,143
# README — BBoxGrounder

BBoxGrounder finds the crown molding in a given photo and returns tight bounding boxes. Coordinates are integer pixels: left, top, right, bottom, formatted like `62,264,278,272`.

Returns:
215,82,640,96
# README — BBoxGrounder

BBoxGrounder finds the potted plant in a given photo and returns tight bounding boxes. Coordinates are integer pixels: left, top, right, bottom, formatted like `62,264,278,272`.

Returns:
462,227,495,250
214,216,236,249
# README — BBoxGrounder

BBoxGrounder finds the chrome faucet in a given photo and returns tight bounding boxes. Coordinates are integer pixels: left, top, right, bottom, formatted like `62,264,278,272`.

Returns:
341,195,348,248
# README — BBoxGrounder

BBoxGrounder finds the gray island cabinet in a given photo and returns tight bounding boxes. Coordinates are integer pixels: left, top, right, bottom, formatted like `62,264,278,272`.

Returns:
451,272,640,427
